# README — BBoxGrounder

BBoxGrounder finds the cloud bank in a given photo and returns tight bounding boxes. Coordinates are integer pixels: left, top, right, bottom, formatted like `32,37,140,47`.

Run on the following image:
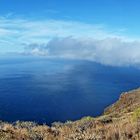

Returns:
0,17,140,66
25,37,140,66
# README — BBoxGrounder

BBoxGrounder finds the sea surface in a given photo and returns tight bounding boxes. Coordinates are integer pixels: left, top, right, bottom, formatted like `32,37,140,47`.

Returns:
0,55,140,124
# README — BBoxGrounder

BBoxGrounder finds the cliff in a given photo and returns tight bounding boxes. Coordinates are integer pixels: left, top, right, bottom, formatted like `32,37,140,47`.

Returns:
0,88,140,140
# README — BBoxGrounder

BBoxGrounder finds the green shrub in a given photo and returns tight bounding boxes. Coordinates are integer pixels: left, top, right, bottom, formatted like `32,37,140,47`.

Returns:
132,108,140,121
81,116,94,121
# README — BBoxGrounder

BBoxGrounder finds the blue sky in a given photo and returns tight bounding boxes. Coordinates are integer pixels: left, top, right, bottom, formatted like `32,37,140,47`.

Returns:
1,0,140,32
0,0,140,66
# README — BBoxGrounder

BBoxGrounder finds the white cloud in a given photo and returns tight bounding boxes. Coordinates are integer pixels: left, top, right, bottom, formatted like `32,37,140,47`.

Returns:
25,37,140,66
0,17,127,45
0,17,140,66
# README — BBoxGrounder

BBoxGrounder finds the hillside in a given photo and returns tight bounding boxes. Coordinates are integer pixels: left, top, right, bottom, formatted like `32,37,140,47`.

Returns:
0,88,140,140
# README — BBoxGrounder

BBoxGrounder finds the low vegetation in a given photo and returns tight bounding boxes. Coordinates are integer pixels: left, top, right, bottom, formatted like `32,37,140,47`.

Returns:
132,107,140,122
0,88,140,140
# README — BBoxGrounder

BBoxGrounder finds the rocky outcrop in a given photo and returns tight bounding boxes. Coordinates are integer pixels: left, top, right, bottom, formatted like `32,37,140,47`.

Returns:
104,88,140,116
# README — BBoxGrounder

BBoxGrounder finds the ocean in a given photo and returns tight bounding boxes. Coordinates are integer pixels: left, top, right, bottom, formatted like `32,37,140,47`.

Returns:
0,55,140,124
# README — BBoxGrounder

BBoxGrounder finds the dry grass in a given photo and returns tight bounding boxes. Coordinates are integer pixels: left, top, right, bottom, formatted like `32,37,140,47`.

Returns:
0,114,139,140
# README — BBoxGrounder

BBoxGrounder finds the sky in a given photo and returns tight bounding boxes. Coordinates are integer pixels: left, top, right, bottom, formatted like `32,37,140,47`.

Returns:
0,0,140,66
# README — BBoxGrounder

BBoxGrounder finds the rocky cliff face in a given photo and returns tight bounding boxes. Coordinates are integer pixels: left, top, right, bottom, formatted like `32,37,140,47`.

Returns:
104,88,140,115
0,88,140,140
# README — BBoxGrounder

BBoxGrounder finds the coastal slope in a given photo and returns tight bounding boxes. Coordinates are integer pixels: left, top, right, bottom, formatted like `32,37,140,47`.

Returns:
0,88,140,140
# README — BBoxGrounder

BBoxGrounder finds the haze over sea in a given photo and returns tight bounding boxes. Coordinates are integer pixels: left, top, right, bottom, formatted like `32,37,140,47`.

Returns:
0,55,140,124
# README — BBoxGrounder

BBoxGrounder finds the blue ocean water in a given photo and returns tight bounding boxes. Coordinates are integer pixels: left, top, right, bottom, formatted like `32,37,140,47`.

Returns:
0,55,140,124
